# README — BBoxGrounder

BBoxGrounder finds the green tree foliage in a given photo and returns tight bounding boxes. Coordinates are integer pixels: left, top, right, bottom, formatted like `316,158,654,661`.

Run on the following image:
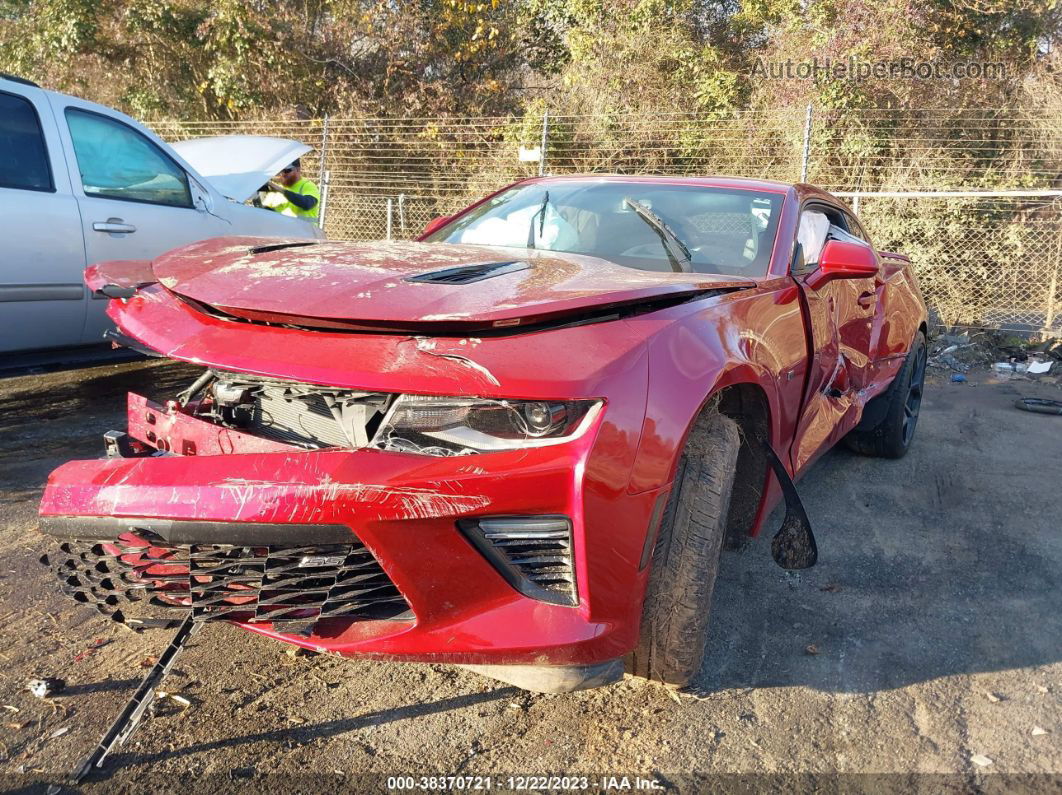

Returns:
1,0,1058,122
0,0,567,118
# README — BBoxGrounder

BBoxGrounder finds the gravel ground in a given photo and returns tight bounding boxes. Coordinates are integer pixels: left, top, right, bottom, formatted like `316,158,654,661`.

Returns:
0,359,1059,792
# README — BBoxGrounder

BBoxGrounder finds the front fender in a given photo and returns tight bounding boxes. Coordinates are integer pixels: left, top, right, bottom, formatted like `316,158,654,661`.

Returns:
623,281,809,497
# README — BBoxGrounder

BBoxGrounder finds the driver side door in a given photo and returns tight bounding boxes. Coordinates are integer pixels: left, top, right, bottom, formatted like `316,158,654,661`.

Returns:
790,203,880,473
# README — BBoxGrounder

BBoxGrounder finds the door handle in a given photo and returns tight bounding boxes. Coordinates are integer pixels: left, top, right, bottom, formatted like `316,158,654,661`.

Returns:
93,219,137,234
857,291,875,308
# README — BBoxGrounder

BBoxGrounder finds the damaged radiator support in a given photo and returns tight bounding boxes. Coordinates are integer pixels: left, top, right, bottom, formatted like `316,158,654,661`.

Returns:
200,370,391,450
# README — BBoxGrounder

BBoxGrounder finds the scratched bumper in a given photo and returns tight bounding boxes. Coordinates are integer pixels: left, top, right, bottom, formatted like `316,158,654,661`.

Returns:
38,421,658,666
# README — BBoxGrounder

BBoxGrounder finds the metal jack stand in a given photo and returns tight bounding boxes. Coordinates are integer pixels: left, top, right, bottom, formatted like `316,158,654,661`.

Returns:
58,612,201,789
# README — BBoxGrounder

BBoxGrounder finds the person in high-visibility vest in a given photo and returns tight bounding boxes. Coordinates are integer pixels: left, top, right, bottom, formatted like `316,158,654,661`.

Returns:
262,158,320,223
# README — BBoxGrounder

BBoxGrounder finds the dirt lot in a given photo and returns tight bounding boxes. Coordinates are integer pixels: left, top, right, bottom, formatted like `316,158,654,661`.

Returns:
0,359,1059,792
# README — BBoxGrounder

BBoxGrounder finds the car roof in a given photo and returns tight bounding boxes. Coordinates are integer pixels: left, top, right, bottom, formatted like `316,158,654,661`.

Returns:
0,75,138,119
522,174,794,193
511,174,847,205
0,73,39,88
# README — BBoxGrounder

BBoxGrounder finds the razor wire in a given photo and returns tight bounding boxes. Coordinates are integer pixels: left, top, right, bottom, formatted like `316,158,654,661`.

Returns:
150,108,1062,333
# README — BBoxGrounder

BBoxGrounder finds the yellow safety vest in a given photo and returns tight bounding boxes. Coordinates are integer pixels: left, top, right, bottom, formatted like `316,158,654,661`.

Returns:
263,177,320,221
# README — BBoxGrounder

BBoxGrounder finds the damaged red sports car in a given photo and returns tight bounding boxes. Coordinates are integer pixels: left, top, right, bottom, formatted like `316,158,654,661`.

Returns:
38,176,927,693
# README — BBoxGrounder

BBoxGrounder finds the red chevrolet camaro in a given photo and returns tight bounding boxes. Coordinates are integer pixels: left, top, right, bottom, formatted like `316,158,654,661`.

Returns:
39,176,927,692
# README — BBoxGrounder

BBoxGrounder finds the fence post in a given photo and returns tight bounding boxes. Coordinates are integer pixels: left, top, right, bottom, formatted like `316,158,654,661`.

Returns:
386,198,393,241
398,193,406,236
539,111,549,177
318,114,330,185
1045,222,1061,334
800,103,813,183
851,193,860,214
318,170,330,231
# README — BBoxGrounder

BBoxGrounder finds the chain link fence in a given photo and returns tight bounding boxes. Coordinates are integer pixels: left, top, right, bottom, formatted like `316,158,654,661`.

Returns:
151,108,1062,333
852,195,1062,333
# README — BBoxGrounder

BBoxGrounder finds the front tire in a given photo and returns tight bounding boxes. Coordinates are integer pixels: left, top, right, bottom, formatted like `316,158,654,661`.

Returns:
845,331,927,458
627,409,740,687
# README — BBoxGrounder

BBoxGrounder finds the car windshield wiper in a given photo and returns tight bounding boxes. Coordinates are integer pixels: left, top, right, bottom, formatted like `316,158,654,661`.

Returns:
527,191,550,249
623,197,693,273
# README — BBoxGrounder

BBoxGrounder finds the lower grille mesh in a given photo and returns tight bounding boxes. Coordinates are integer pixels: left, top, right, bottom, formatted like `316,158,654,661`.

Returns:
43,530,412,630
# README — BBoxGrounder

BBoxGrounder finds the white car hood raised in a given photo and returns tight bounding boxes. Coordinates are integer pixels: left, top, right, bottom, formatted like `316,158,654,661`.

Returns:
171,136,312,202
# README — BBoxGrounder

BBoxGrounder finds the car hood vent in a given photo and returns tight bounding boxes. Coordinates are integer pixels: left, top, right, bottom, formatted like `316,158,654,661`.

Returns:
405,261,530,285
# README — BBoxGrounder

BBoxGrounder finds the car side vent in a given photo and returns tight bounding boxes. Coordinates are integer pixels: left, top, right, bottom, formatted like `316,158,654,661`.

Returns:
458,516,576,606
249,241,318,255
405,261,530,285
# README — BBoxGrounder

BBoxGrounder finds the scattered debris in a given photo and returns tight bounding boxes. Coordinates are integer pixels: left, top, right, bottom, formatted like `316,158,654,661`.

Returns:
970,754,993,767
1014,398,1062,416
950,373,967,383
666,688,683,705
139,656,160,668
1032,727,1048,736
27,678,66,698
73,638,111,663
985,691,1002,703
50,726,70,739
994,361,1029,374
929,330,1062,378
3,705,20,713
151,690,192,715
819,583,842,592
284,646,319,658
804,644,821,655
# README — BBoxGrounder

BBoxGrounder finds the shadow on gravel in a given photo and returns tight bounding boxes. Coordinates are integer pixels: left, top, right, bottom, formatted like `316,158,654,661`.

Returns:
699,382,1062,695
63,678,142,696
0,360,201,492
104,686,518,772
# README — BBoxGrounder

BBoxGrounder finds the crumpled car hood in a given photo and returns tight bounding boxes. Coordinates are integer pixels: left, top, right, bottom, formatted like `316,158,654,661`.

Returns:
171,136,311,202
151,237,757,332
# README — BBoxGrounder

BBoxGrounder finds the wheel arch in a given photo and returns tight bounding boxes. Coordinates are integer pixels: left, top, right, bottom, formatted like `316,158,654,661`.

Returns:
660,378,775,544
714,382,773,545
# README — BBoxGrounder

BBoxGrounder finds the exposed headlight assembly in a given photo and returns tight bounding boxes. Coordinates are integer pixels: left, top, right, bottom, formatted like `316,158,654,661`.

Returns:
371,395,602,456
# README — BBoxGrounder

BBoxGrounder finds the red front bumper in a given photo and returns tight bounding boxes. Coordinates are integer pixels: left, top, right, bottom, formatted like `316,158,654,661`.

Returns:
39,403,664,667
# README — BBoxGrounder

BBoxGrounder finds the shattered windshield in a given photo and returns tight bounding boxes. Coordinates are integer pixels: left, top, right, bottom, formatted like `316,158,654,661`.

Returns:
427,181,785,277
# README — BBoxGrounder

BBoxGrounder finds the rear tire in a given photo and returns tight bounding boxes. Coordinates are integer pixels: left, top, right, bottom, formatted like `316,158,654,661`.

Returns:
845,331,927,459
626,409,740,687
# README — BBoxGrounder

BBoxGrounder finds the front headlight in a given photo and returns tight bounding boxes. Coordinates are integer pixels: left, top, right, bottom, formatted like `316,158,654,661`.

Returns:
371,395,602,456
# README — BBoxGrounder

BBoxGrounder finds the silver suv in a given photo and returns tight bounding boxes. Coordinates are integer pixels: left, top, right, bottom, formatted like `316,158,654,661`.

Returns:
0,74,323,354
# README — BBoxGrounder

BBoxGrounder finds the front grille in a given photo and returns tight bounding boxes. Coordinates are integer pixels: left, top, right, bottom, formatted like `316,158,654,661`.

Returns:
42,530,412,631
459,516,577,606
